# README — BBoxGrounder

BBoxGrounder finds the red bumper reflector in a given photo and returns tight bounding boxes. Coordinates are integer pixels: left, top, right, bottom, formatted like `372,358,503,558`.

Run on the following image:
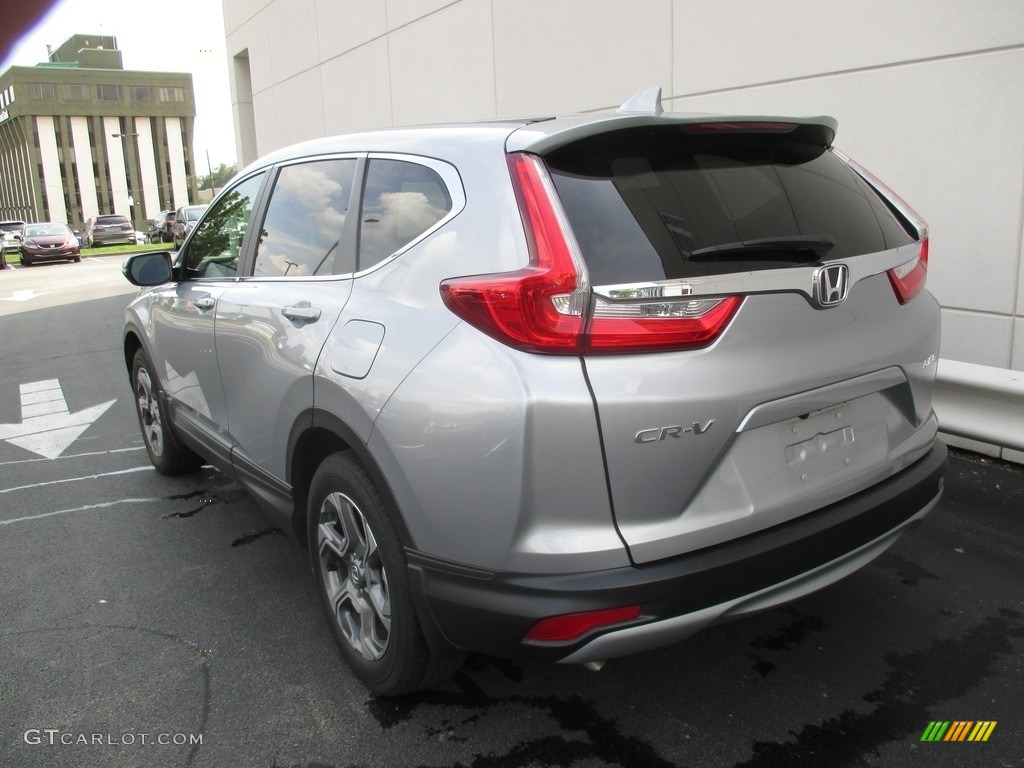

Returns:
525,605,643,643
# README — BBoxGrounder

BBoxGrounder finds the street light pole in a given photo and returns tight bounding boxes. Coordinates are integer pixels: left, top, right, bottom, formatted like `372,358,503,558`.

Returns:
206,148,214,198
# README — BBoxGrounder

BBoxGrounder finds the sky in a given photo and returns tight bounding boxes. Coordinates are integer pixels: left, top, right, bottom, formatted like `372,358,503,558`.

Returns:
1,0,237,171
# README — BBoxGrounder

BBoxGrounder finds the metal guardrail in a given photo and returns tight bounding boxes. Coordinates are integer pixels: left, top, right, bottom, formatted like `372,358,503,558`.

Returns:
933,359,1024,453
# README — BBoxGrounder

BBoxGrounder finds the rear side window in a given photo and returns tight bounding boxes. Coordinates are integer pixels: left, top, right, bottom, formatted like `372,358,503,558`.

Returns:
545,126,916,285
357,158,452,271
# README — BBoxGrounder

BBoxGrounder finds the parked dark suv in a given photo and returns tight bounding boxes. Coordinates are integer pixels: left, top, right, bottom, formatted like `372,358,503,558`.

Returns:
122,90,945,696
147,210,176,243
84,214,135,247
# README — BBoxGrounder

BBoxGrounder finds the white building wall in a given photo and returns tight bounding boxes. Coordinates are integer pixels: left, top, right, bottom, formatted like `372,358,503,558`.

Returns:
222,0,1024,375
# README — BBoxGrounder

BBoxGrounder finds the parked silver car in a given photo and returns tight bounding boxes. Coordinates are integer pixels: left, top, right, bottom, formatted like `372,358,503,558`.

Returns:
84,214,135,247
0,220,26,269
122,90,945,696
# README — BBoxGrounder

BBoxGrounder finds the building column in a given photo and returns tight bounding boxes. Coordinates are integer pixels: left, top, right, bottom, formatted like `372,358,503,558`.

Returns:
35,115,67,225
70,116,98,221
165,116,190,209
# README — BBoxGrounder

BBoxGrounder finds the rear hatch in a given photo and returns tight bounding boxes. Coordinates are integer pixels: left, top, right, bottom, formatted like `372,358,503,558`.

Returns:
517,116,940,564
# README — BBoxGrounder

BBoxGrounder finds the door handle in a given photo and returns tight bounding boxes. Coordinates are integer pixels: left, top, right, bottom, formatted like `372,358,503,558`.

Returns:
281,303,321,323
194,296,215,310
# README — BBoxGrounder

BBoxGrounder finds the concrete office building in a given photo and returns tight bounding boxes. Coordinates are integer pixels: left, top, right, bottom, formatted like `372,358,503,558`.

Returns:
0,34,198,232
222,0,1023,459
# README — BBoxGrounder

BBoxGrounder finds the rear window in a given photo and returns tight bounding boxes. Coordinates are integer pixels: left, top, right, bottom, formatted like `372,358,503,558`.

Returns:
545,126,916,285
97,215,130,226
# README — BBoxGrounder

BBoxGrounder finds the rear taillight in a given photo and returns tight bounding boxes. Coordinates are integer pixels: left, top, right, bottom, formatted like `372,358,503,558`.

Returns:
888,238,929,304
439,152,587,353
587,294,742,352
836,150,930,305
440,152,739,354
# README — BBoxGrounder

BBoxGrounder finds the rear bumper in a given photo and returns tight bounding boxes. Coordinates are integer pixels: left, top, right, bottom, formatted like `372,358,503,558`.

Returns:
407,438,946,662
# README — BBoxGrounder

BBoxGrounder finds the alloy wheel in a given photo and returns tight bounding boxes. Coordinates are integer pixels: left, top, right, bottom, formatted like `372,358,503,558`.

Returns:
135,365,164,458
316,491,391,661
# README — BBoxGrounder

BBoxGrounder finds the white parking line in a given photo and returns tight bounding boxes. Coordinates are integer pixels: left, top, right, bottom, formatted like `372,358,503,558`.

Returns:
1,498,162,526
0,465,153,495
0,445,145,468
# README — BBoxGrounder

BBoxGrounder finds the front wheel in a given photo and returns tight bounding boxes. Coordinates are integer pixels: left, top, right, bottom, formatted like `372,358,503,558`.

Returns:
131,350,204,475
307,451,462,696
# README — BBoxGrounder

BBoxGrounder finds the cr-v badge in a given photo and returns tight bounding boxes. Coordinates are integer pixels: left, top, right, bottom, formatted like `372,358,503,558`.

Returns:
635,420,716,443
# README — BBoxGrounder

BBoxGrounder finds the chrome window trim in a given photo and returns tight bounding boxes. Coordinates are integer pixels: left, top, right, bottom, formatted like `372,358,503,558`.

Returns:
236,152,466,282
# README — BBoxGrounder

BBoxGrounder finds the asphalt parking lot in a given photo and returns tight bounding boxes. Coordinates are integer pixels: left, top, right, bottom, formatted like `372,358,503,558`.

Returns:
1,256,1022,768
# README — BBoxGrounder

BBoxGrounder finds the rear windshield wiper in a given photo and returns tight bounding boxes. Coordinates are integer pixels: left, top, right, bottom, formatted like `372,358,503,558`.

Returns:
689,234,836,261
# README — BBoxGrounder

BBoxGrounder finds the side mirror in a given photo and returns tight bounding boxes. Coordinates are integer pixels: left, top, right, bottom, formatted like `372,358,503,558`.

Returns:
13,233,22,241
123,251,174,286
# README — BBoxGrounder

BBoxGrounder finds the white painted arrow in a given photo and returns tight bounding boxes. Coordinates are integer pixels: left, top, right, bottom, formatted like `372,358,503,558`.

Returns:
0,379,115,459
0,289,51,302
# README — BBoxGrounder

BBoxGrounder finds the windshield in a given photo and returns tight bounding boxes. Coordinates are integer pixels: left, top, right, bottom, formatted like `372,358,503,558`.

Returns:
25,224,71,237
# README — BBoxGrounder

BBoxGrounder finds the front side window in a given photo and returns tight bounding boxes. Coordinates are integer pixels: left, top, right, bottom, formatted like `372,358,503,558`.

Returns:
184,173,265,278
253,158,357,277
357,158,452,271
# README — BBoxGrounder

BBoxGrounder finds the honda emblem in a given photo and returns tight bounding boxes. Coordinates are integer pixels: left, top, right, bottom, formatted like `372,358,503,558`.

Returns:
813,263,850,308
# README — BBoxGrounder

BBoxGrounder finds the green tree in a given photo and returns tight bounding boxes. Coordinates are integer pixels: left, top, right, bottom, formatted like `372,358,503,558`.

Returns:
198,163,238,191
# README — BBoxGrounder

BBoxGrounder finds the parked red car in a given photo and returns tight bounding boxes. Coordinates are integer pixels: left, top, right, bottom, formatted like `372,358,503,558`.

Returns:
19,222,81,266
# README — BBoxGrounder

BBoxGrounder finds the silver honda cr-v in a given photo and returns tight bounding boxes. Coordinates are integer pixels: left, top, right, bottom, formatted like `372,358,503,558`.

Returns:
122,89,945,696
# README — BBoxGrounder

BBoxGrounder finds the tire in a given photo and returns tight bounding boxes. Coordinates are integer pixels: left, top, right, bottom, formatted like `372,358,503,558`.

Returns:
20,255,30,267
307,451,462,696
72,253,81,263
131,350,204,475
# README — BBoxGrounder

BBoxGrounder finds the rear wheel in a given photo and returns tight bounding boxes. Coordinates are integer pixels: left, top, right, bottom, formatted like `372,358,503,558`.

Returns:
307,451,462,696
132,349,204,474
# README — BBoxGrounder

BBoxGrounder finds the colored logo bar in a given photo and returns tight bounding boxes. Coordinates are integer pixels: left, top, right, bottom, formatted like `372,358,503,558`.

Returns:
920,721,997,742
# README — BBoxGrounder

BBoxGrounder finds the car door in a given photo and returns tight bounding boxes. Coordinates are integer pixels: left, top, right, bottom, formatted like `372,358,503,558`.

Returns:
214,156,360,495
144,171,268,466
